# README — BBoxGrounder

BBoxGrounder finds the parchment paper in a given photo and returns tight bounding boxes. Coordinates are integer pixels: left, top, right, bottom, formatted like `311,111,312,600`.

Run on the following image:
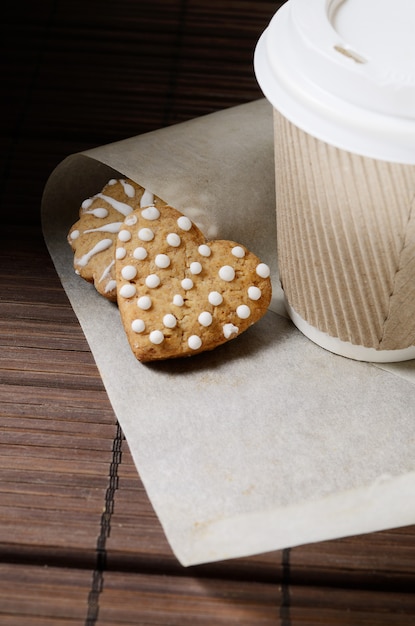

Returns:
42,99,415,566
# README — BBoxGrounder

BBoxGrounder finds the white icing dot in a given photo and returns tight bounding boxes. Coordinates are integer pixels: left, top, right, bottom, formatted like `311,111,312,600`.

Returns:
223,323,239,338
81,198,93,209
208,291,223,306
256,263,270,278
188,335,202,350
138,228,154,242
198,244,211,257
190,261,202,275
173,294,184,306
118,229,132,242
155,254,170,269
124,214,137,226
146,274,161,288
121,265,137,280
116,247,127,260
131,319,145,333
181,278,194,290
248,286,262,300
177,216,192,231
236,304,251,319
108,179,117,185
137,295,152,310
219,265,235,282
149,330,164,345
232,246,245,258
198,311,212,327
133,246,148,260
70,230,80,240
163,314,177,329
166,233,181,247
119,284,136,298
141,206,160,220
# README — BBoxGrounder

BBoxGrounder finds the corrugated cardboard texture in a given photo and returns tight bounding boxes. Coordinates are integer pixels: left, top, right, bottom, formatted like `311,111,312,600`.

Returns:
274,110,415,351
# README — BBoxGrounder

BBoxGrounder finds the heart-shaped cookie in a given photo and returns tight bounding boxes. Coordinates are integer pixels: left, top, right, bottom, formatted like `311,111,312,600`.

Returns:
115,204,272,361
67,179,166,301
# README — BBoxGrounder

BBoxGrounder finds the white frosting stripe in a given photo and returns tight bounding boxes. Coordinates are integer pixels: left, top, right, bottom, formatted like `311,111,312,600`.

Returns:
75,238,113,267
84,222,124,234
95,193,133,217
140,189,154,207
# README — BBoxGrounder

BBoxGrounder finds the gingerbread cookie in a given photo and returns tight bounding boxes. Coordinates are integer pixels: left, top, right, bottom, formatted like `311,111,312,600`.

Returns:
115,204,272,361
67,179,166,301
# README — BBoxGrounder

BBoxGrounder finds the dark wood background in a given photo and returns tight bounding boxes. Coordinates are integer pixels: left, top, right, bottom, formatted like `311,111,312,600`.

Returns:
2,1,415,624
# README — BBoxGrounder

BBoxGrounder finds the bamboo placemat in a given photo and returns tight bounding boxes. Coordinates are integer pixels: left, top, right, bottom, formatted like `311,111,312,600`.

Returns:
2,1,415,623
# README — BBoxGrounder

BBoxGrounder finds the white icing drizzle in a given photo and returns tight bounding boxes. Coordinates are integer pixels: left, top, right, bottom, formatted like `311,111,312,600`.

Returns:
94,193,133,217
83,207,108,218
256,263,271,278
118,229,132,242
232,246,245,258
188,335,202,350
190,262,202,275
181,278,194,290
145,274,161,288
223,323,239,338
166,233,181,247
74,180,139,273
81,198,93,210
138,228,154,242
120,180,135,198
173,294,184,306
236,305,251,319
248,286,261,300
140,189,154,207
98,260,115,283
155,254,170,268
219,265,235,282
75,238,113,267
132,319,145,333
198,311,213,327
133,247,148,260
208,291,223,306
84,222,123,234
121,265,137,280
150,330,164,345
177,216,192,231
105,279,117,293
198,244,211,257
163,314,177,329
141,206,160,220
119,284,136,298
137,295,152,310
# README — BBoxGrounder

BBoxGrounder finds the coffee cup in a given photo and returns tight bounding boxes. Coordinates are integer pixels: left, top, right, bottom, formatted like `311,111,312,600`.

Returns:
255,0,415,362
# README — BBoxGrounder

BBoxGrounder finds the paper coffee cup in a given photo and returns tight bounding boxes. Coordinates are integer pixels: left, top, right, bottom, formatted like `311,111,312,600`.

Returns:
254,0,415,362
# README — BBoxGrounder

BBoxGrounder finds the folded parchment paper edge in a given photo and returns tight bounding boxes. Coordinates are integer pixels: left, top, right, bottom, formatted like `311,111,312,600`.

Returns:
41,101,415,566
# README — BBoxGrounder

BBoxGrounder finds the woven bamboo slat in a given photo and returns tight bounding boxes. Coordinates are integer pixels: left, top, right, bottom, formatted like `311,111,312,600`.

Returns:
2,1,415,623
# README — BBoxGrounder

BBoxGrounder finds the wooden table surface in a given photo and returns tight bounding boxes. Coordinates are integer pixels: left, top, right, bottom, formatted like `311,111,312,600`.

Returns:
2,1,415,624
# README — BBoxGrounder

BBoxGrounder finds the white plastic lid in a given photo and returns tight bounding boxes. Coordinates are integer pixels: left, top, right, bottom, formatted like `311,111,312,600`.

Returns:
254,0,415,163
